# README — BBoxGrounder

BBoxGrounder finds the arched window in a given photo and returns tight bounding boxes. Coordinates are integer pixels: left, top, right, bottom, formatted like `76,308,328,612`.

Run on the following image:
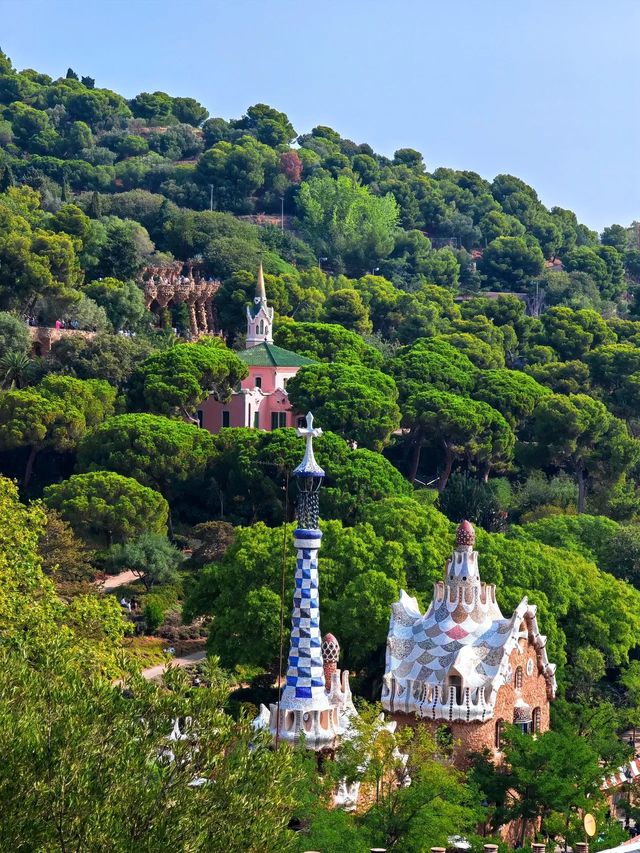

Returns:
258,319,264,335
514,666,523,690
533,707,542,733
495,718,504,749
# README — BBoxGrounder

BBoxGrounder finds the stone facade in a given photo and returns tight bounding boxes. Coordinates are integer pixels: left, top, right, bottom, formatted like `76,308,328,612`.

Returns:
141,262,220,338
29,327,96,356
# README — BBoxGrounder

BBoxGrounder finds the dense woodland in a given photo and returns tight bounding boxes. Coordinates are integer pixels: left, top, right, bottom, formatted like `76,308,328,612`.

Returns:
3,50,640,850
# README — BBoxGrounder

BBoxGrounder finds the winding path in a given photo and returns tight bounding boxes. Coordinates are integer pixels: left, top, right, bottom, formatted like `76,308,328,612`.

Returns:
141,651,207,681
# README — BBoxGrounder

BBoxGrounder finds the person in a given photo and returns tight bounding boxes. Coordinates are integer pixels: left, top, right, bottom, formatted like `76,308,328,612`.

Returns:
54,319,61,330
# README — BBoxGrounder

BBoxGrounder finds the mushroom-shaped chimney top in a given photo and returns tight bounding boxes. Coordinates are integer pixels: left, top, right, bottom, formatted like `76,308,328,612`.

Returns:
456,519,475,549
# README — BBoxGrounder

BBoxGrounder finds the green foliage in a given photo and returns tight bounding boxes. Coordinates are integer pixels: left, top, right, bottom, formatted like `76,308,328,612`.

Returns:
479,236,544,290
297,174,399,274
274,319,383,368
83,277,146,331
0,375,116,488
286,362,401,451
44,470,169,545
102,532,184,590
127,338,248,422
77,413,215,499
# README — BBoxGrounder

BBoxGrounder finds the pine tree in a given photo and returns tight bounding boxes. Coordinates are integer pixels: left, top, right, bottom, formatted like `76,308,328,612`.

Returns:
88,190,102,219
66,67,79,80
81,75,95,89
61,178,71,202
0,165,15,193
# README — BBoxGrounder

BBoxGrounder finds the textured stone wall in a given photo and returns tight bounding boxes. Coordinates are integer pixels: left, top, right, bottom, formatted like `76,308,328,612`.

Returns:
28,327,97,356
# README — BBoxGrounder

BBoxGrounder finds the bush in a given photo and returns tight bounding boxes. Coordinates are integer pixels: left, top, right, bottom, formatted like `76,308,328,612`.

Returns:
143,598,165,634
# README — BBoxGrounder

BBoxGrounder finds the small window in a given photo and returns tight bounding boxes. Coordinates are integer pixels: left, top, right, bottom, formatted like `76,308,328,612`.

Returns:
533,707,542,733
271,411,287,430
282,377,288,387
196,410,203,428
297,416,306,428
514,666,523,690
259,319,264,335
495,718,504,749
253,411,260,428
222,411,230,428
255,376,262,389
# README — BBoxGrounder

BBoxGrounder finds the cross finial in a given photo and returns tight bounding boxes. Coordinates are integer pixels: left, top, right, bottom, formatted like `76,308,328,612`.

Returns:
293,411,325,478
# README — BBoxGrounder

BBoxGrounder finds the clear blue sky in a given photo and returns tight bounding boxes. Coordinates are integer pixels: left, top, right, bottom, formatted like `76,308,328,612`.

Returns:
3,0,639,232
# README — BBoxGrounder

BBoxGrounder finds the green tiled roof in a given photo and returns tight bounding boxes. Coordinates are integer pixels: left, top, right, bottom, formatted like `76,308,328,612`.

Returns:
237,342,316,367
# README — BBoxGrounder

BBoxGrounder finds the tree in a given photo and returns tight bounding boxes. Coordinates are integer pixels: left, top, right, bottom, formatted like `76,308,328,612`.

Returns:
37,508,95,584
601,223,630,253
388,338,477,404
0,376,115,488
472,368,549,430
404,389,514,487
76,413,216,511
129,90,173,121
526,360,591,395
102,533,183,591
529,393,640,512
0,311,30,360
274,320,383,368
44,470,169,546
196,136,277,211
539,306,615,360
323,288,372,335
286,363,401,451
190,521,236,568
171,96,209,126
479,236,544,290
45,333,157,388
297,174,399,274
231,103,296,146
127,339,247,424
83,277,147,331
472,726,607,848
587,343,640,425
332,570,399,668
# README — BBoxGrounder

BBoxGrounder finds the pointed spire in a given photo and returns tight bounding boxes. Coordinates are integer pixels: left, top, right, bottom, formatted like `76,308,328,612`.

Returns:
256,262,266,301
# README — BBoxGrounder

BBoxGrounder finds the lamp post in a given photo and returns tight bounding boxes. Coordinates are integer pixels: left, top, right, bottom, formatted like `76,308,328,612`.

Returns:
318,256,328,271
371,266,380,275
209,184,214,212
280,197,284,231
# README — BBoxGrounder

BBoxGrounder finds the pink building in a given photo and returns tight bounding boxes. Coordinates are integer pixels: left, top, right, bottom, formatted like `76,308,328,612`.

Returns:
198,266,315,433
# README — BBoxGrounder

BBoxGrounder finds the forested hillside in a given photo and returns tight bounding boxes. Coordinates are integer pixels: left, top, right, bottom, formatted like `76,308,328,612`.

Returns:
3,48,640,849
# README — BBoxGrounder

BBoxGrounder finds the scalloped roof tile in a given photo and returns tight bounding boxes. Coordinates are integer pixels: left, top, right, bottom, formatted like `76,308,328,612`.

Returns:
238,342,316,368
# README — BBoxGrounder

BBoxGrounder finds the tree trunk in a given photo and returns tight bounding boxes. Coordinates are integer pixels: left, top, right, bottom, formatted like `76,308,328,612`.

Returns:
24,445,38,490
576,465,586,514
407,437,423,484
438,444,454,492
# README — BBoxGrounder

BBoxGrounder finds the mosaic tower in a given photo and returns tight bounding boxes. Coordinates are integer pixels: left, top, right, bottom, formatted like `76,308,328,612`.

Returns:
259,412,354,749
279,411,330,710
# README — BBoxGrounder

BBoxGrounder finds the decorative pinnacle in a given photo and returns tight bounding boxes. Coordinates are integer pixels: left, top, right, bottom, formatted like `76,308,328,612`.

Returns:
456,519,475,548
255,262,266,302
293,412,325,479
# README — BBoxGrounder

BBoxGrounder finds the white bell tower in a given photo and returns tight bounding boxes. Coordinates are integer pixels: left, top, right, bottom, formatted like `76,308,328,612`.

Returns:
246,263,274,347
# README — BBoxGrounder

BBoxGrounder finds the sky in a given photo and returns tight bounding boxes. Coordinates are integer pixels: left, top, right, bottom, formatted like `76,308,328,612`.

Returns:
2,0,639,232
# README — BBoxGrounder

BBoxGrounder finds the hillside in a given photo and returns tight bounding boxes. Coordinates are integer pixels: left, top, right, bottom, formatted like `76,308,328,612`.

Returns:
2,46,640,851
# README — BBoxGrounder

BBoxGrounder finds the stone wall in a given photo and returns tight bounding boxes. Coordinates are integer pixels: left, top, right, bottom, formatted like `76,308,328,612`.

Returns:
389,638,551,769
29,327,97,356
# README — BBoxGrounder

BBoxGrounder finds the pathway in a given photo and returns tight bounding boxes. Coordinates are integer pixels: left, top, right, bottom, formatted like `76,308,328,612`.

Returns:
97,570,140,590
141,650,207,681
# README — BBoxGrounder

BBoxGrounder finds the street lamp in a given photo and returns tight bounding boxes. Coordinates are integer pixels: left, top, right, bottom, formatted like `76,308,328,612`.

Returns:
371,266,380,275
318,256,328,271
209,185,214,212
280,197,284,231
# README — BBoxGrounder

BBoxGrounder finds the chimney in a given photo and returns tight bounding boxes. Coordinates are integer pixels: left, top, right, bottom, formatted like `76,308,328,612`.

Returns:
532,845,546,853
430,849,446,853
484,847,499,853
575,845,588,853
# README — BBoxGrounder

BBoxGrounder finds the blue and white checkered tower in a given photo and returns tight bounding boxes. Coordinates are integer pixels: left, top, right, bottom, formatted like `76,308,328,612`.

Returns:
279,411,330,711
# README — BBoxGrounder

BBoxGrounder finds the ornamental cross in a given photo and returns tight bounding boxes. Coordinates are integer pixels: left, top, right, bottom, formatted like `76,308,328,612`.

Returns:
293,411,325,478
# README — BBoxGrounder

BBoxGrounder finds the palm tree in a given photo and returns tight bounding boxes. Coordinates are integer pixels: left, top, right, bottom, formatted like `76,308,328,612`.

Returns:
0,351,33,389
